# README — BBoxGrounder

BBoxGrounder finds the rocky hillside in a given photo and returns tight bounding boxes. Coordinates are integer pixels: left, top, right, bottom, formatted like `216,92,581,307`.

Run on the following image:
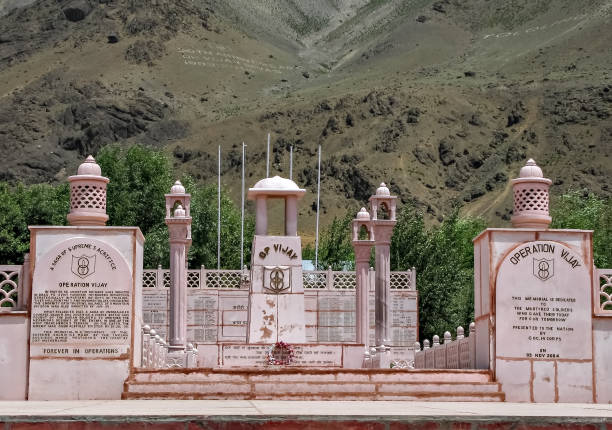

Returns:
1,0,610,237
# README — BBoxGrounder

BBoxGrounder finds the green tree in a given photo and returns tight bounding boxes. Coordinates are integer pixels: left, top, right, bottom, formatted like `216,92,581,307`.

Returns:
391,204,485,342
0,182,69,264
550,190,612,268
96,144,174,234
188,183,254,270
313,212,356,270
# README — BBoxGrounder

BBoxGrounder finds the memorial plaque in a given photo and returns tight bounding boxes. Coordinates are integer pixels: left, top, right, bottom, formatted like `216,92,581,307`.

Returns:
30,238,132,358
222,344,343,367
142,290,168,325
188,290,218,343
496,241,592,360
317,292,356,342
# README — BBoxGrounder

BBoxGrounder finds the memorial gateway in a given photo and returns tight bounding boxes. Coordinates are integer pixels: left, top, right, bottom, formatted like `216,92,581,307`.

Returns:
0,155,610,403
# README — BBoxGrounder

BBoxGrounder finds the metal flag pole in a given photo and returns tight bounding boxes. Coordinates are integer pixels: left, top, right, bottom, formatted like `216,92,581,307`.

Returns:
240,142,245,270
217,145,221,270
289,145,293,180
314,144,321,269
266,132,270,177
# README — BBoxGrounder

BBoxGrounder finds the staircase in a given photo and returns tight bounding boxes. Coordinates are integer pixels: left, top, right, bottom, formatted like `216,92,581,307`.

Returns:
123,368,505,401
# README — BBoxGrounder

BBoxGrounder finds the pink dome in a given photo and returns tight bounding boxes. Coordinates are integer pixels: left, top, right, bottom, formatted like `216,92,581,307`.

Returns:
170,180,186,194
174,204,186,217
519,159,544,178
356,207,370,220
376,182,390,197
77,155,102,176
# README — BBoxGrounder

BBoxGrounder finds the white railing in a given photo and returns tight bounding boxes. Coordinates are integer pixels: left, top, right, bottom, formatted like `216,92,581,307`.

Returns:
142,265,250,290
142,266,416,291
140,325,198,369
0,256,30,312
414,323,475,369
595,268,612,316
0,265,21,310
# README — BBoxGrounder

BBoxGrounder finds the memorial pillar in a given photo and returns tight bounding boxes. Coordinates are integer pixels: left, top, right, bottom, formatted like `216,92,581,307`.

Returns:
247,176,306,344
352,208,374,346
369,183,397,367
165,181,192,352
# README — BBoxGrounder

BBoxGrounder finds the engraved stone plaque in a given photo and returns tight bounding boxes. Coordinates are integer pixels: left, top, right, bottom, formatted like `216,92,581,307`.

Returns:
30,238,132,358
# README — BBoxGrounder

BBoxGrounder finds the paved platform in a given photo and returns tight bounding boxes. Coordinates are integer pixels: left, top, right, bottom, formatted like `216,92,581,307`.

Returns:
0,401,610,429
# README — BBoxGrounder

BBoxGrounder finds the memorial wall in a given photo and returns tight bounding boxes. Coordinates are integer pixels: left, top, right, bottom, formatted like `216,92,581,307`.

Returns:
142,275,418,359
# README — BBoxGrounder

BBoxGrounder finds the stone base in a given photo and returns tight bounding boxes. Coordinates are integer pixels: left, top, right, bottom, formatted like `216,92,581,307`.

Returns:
123,368,504,401
247,293,306,343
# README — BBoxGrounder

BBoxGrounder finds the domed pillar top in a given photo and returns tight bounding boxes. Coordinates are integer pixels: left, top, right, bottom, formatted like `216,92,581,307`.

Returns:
67,155,110,226
369,182,397,221
247,176,306,236
510,159,552,229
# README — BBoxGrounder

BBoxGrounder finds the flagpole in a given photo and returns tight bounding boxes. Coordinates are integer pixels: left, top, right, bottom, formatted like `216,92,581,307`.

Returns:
289,145,293,180
240,142,245,270
217,145,221,270
314,144,321,269
266,132,270,177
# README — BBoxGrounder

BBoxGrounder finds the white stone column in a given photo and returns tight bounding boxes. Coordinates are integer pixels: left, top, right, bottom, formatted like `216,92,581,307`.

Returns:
168,224,188,348
354,244,372,345
285,195,298,236
374,225,393,347
255,195,268,235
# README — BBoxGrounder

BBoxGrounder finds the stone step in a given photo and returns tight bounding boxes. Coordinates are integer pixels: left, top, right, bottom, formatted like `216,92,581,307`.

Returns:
123,391,505,402
130,368,493,384
125,381,501,395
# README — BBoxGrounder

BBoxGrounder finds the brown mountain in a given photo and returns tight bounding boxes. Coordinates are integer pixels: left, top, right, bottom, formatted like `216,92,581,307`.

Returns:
1,0,610,239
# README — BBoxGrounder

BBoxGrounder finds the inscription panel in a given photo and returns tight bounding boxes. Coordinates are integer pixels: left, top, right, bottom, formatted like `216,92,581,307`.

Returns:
30,239,132,358
496,241,592,360
222,344,342,367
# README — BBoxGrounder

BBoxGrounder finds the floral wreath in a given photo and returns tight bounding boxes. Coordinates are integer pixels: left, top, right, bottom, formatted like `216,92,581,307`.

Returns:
266,341,295,365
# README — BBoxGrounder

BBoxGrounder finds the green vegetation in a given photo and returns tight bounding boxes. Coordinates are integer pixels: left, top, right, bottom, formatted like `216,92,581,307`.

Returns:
550,190,612,268
0,145,253,269
304,212,356,270
391,204,485,342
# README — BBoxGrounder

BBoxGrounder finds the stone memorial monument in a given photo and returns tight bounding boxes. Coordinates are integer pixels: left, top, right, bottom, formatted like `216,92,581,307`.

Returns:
472,159,609,403
27,156,144,400
246,176,307,343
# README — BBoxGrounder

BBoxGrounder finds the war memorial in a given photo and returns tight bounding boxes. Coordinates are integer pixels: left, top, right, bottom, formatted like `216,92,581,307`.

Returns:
0,155,610,427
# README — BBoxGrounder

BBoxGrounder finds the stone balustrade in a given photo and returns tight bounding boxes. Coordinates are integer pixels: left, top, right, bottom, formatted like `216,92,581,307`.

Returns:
142,266,415,291
140,325,198,369
0,256,30,312
596,268,612,315
414,323,476,369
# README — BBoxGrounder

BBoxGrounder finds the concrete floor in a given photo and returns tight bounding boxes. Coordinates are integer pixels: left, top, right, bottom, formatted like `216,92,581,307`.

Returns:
1,400,610,418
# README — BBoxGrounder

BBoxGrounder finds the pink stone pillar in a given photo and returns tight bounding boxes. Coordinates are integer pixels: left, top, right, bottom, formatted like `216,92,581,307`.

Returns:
285,195,298,236
354,244,372,344
369,183,397,350
352,207,374,346
165,181,192,350
373,222,394,346
255,195,268,235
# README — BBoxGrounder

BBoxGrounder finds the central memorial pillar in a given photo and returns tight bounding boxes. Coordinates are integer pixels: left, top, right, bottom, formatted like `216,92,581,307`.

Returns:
246,176,307,343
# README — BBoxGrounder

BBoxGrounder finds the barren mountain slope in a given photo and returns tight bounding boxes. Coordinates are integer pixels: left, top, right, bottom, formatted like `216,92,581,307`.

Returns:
0,0,610,236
